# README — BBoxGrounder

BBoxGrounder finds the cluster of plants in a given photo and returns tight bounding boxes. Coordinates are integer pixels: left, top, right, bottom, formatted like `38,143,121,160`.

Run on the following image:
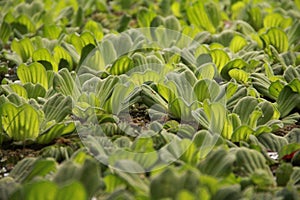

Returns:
1,0,300,199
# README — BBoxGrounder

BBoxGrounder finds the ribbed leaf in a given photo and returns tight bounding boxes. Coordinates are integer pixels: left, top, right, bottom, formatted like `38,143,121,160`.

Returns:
228,68,249,83
198,148,234,177
11,38,34,62
23,83,46,99
43,24,62,40
233,96,259,124
10,180,57,200
84,20,103,41
137,8,156,27
1,102,40,141
169,98,201,120
38,122,75,145
263,13,291,29
187,1,217,33
235,148,273,177
32,48,56,71
56,181,86,200
269,80,285,99
17,62,48,89
2,83,28,98
0,22,11,43
9,157,56,183
261,28,289,53
210,49,230,73
195,63,215,80
43,93,72,122
130,70,162,85
257,133,288,152
231,125,253,142
221,59,247,81
193,79,220,102
285,128,300,143
109,56,134,75
277,86,300,118
53,68,81,100
229,35,247,53
53,46,73,71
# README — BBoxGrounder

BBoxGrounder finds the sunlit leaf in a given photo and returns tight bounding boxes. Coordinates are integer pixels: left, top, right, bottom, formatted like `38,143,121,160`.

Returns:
17,62,48,89
210,49,230,73
1,102,40,141
229,35,247,53
261,28,289,53
11,38,34,62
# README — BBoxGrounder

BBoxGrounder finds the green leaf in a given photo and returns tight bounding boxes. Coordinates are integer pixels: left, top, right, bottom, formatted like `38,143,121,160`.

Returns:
0,22,11,43
198,148,234,177
11,38,34,62
150,168,180,200
251,169,275,188
10,180,57,200
43,24,62,40
233,96,259,124
229,35,247,53
285,128,300,143
251,73,272,99
2,83,28,98
36,122,76,144
169,98,199,120
56,181,86,200
193,79,220,102
235,148,273,177
257,133,288,152
261,28,289,53
247,7,263,30
43,93,72,122
195,63,215,80
9,157,56,183
23,83,46,99
70,32,95,55
53,159,101,198
287,21,300,49
32,48,56,71
263,13,291,29
221,59,247,81
137,8,156,27
187,1,217,33
53,46,73,71
193,130,224,158
192,102,226,134
284,66,300,83
289,167,300,185
130,70,162,85
53,68,81,100
279,143,300,160
210,49,230,73
103,174,126,193
17,62,48,89
14,14,36,33
84,20,103,41
1,102,40,141
109,55,134,75
269,80,285,99
277,86,300,118
276,163,293,186
228,68,249,83
231,125,253,142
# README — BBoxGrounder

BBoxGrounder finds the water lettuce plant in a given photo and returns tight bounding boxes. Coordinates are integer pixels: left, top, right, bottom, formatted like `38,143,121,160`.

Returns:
1,0,300,199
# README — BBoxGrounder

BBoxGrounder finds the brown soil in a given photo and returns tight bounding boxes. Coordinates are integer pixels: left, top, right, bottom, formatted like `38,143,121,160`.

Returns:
273,124,300,136
0,148,40,178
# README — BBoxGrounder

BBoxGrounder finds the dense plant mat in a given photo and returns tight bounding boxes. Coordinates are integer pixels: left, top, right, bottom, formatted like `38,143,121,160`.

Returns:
1,0,300,199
